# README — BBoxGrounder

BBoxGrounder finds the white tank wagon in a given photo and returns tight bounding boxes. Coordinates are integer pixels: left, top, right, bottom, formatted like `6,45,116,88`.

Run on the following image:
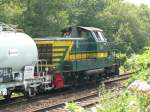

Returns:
0,23,53,98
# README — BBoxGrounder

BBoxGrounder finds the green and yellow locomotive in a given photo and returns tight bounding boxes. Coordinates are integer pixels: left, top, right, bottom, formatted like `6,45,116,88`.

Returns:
34,26,119,88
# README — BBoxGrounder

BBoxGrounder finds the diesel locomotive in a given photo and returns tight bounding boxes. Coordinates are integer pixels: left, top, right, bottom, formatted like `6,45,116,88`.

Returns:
0,23,119,98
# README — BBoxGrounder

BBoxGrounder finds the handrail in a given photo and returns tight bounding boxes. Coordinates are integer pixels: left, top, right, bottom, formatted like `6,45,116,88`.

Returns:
0,22,17,32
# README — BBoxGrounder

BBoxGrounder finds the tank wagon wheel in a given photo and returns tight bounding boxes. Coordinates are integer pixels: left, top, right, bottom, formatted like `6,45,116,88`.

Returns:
24,87,37,98
23,91,32,98
28,87,37,97
3,90,12,99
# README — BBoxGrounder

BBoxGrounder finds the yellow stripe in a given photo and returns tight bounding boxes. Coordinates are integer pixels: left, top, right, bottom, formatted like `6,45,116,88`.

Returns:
64,41,74,60
36,40,73,46
52,53,64,57
35,41,54,44
53,41,73,46
65,52,108,60
52,41,74,63
38,64,57,67
52,58,61,62
53,48,65,52
97,52,108,58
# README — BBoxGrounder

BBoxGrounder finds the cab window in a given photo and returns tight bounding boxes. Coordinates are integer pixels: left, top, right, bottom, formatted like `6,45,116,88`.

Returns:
93,31,106,42
79,30,94,41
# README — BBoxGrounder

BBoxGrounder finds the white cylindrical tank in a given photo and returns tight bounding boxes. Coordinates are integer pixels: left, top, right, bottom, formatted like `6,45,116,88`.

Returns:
0,31,38,72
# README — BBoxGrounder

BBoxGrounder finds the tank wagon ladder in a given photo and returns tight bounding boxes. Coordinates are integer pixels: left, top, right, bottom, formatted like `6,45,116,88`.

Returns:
23,59,54,97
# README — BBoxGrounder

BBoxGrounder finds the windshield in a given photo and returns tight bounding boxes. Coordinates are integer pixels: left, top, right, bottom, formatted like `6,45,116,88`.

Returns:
93,31,106,42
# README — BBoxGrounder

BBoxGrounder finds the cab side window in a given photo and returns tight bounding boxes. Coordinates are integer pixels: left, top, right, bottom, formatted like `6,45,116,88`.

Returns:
79,30,94,42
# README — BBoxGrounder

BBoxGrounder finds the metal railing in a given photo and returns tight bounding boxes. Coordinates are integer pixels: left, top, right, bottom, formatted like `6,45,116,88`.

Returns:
0,22,17,32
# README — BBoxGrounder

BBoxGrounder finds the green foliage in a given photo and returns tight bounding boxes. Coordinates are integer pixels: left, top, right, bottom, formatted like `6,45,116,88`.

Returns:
124,47,150,71
66,86,150,112
116,53,127,64
96,90,150,112
22,0,71,37
97,91,137,112
0,0,25,24
97,1,150,53
121,47,150,84
65,102,85,112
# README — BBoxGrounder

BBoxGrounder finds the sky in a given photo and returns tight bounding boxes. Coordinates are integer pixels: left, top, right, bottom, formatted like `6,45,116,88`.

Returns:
125,0,150,7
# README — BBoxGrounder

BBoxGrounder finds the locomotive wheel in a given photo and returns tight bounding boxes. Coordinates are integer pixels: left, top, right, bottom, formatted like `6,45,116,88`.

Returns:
23,91,29,98
24,87,37,98
28,87,37,97
37,85,45,94
77,73,88,87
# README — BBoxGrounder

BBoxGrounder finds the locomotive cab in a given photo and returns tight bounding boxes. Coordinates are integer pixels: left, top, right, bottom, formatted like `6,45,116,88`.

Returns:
60,26,118,73
62,26,108,52
62,26,107,42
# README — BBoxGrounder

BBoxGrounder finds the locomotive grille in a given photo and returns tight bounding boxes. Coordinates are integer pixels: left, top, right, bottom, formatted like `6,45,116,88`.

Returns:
36,44,68,65
37,44,53,64
35,40,73,67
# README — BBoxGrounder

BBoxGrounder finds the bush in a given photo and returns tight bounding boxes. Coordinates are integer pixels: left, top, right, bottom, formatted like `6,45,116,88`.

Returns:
124,47,150,71
65,102,85,112
120,47,150,84
97,90,150,112
66,87,150,112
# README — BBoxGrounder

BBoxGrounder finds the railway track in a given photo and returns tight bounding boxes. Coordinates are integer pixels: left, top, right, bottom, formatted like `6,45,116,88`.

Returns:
104,73,131,84
0,72,132,112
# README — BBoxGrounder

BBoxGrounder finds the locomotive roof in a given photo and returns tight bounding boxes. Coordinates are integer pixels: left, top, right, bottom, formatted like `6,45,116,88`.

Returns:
77,26,103,32
34,26,103,41
61,26,103,32
34,37,83,41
